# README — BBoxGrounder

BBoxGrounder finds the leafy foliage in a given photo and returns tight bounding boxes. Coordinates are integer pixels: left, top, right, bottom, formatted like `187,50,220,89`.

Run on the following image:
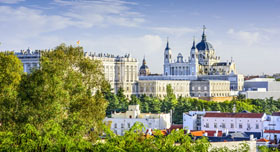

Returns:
0,44,109,150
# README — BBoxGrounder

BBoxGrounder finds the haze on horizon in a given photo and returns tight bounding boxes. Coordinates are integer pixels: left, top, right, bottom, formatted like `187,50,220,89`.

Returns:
0,0,279,75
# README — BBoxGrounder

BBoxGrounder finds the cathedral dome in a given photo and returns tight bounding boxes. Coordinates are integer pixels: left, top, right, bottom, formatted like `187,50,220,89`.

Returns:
196,41,214,51
196,25,214,51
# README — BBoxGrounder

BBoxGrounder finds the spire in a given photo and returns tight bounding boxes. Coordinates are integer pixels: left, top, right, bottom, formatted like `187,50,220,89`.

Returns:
165,37,170,50
202,25,207,41
191,36,196,49
142,56,146,65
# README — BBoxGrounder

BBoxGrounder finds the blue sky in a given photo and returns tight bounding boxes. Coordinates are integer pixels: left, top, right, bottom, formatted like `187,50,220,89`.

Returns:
0,0,280,75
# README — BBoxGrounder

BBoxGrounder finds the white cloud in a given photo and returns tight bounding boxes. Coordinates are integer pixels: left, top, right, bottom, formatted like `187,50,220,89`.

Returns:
227,28,260,46
0,0,24,4
0,6,73,38
52,0,145,28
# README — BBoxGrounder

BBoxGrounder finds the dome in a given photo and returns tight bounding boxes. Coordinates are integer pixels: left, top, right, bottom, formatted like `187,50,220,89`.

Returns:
139,57,150,76
196,41,214,51
140,64,149,70
196,25,214,51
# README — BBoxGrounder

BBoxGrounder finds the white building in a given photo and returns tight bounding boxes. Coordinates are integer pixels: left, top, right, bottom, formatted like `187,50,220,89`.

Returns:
163,26,236,77
183,111,220,130
88,53,138,98
263,112,280,141
15,48,40,73
240,78,280,99
201,112,267,138
104,105,171,136
137,80,190,99
138,26,244,98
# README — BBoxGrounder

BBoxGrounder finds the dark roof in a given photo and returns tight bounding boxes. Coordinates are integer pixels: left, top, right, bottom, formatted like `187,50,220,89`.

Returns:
196,29,214,51
272,112,280,116
204,112,264,118
196,41,214,51
212,62,231,66
140,65,149,70
229,132,249,138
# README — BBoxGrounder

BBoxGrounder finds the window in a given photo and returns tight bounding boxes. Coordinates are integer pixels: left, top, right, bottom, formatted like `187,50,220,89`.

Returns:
214,123,217,128
205,123,209,128
121,123,124,128
192,87,195,90
198,87,201,90
114,123,117,128
128,123,131,128
256,124,259,129
231,123,234,128
247,124,251,129
221,123,226,128
239,123,242,129
204,86,207,90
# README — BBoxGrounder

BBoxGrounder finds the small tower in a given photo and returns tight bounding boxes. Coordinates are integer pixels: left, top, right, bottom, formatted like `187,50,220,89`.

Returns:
139,57,150,76
189,38,199,76
164,39,172,75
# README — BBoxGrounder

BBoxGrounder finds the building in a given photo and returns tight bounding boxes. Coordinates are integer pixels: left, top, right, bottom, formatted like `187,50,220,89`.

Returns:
138,26,244,99
263,112,280,142
183,111,220,130
137,80,190,98
240,78,280,99
15,48,40,73
201,112,268,138
88,53,138,98
190,80,230,97
163,26,236,77
104,105,171,136
139,57,150,76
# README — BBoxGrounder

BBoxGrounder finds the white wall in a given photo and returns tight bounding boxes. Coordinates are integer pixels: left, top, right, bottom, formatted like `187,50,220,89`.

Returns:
201,117,265,133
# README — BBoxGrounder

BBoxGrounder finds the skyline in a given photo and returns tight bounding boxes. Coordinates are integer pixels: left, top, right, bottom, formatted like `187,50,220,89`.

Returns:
0,0,280,75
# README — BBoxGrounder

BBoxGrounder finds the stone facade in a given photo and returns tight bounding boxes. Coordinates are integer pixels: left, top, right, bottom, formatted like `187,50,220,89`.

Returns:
137,80,190,98
190,80,231,97
88,53,138,98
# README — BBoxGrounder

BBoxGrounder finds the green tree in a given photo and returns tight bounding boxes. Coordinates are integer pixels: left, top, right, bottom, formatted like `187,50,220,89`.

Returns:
15,44,108,141
116,87,128,112
0,52,23,130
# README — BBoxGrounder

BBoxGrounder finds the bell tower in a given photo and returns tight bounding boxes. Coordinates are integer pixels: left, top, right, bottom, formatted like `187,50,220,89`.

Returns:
164,39,172,75
189,38,199,76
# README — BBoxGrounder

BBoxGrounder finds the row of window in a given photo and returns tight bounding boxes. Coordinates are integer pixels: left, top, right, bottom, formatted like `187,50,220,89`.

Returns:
204,123,259,130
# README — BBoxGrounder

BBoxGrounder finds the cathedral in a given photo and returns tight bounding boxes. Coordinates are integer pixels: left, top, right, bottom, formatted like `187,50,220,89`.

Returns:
163,26,236,76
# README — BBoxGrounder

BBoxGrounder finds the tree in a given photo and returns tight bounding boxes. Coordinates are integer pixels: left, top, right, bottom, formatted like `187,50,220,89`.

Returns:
7,44,109,141
0,52,23,130
116,87,128,112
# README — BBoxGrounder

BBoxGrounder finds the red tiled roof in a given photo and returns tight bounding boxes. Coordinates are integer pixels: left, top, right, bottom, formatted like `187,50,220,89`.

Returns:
264,130,280,133
257,138,269,142
204,113,264,118
168,124,183,132
272,112,280,116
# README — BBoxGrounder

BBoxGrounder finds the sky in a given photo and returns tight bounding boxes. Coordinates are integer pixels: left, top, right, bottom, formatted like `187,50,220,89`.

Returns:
0,0,280,75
